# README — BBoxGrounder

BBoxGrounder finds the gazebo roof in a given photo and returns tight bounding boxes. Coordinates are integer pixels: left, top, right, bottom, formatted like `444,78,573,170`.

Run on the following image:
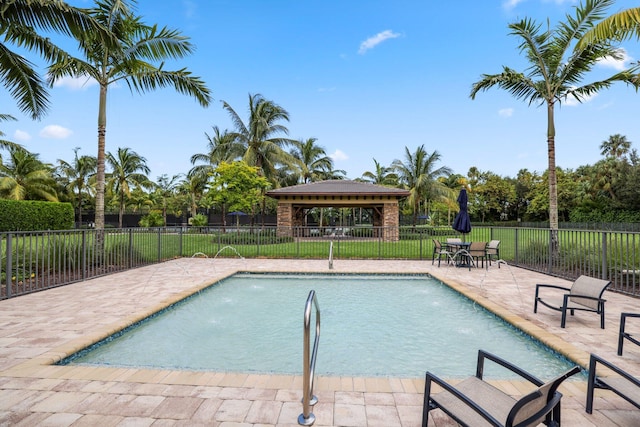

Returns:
266,180,410,198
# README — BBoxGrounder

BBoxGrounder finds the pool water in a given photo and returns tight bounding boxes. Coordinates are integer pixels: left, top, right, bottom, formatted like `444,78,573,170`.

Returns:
63,273,576,379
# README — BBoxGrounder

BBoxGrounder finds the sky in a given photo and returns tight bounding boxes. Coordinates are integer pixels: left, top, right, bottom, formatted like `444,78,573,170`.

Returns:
2,0,640,183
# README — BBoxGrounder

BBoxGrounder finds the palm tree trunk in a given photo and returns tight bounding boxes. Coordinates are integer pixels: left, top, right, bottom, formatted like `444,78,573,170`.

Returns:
547,102,559,254
95,84,107,231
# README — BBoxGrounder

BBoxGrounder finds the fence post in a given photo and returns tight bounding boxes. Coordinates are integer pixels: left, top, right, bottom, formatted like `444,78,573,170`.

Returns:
547,229,553,275
128,229,134,268
82,230,87,281
601,231,608,281
157,228,162,262
4,234,12,299
514,228,519,265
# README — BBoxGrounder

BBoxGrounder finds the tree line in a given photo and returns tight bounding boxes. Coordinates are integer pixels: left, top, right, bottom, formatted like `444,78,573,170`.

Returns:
1,0,640,229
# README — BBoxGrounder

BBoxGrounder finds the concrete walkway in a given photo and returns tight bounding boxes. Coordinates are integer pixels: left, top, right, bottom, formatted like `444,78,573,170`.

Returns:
1,258,639,426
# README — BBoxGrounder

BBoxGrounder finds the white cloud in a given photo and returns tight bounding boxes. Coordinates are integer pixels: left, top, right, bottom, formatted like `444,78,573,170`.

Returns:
598,48,632,71
39,125,73,139
13,129,31,142
183,0,197,18
318,87,336,93
498,108,514,117
52,75,97,90
358,30,401,55
330,149,349,161
503,0,525,10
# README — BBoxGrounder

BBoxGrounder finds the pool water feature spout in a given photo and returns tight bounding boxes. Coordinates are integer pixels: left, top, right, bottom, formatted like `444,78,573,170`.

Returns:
328,241,334,269
212,245,245,260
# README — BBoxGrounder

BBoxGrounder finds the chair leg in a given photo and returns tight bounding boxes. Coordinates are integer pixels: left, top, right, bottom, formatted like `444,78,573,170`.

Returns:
618,314,627,355
586,356,597,414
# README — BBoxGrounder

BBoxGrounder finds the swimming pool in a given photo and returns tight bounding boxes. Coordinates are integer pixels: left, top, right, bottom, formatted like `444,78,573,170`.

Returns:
62,273,576,379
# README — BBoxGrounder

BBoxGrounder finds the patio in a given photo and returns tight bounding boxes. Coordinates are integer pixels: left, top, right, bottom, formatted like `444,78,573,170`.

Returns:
1,258,639,426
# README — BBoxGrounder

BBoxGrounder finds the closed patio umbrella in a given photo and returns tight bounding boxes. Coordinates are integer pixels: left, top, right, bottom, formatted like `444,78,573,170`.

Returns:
452,188,471,239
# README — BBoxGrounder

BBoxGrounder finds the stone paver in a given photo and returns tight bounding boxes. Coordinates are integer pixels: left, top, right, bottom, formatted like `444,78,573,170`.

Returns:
1,258,640,426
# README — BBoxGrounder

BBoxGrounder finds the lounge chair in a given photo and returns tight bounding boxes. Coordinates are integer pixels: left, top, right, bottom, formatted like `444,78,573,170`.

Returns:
586,353,640,414
534,275,611,328
618,312,640,355
432,240,454,266
423,349,580,427
487,240,501,267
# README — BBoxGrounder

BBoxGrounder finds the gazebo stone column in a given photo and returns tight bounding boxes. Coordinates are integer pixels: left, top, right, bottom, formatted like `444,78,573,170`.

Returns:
382,203,400,242
276,202,294,237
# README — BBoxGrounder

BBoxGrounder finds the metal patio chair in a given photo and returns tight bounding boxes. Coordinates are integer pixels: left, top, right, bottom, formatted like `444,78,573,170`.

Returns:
534,275,611,328
432,239,454,266
586,353,640,414
487,240,501,267
423,349,581,427
618,312,640,355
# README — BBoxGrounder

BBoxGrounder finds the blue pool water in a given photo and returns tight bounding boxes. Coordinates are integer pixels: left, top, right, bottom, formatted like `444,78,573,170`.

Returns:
63,273,577,379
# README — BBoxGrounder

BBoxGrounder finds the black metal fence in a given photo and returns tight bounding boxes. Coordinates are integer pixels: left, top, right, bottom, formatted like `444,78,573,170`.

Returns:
2,226,639,300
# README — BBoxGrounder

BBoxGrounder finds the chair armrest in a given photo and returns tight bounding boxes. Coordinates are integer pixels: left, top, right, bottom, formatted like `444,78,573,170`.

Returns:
425,372,503,426
477,349,543,386
590,354,640,389
564,293,607,303
622,313,640,320
535,283,571,293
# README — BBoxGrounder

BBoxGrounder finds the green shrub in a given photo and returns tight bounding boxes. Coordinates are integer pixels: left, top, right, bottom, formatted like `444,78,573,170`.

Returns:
139,211,164,227
0,200,74,231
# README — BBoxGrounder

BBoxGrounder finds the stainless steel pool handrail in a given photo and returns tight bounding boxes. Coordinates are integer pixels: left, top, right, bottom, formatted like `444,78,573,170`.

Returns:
328,241,334,269
298,290,320,426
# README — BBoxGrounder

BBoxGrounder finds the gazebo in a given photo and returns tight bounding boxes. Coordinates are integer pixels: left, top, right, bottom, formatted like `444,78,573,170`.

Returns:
266,180,410,242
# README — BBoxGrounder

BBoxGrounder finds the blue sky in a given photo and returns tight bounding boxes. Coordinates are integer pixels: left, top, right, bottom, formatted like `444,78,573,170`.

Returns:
3,0,639,182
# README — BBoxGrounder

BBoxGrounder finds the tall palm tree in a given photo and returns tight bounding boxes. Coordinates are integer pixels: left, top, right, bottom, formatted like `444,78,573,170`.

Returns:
470,0,639,248
360,158,398,187
600,134,631,159
189,126,239,180
290,138,335,183
0,0,114,119
392,145,451,226
222,93,297,184
56,148,97,227
0,147,58,201
106,147,151,228
46,0,211,231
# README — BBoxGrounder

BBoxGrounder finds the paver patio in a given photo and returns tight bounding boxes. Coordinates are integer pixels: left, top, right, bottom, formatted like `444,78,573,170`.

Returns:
1,258,639,426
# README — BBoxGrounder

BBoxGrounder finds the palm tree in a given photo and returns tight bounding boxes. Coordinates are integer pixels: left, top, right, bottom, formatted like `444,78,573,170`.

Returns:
189,126,239,180
0,0,114,120
106,147,151,228
222,93,297,184
600,134,631,159
0,147,58,201
56,148,97,227
392,145,452,226
360,158,398,186
46,0,211,231
178,173,208,219
470,0,639,249
290,138,335,183
152,174,182,226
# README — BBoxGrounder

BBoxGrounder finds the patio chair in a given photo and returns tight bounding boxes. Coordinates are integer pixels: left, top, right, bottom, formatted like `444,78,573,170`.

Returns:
446,237,462,251
487,240,501,267
468,241,488,269
432,240,454,266
422,349,581,427
586,353,640,414
534,275,611,329
618,312,640,355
